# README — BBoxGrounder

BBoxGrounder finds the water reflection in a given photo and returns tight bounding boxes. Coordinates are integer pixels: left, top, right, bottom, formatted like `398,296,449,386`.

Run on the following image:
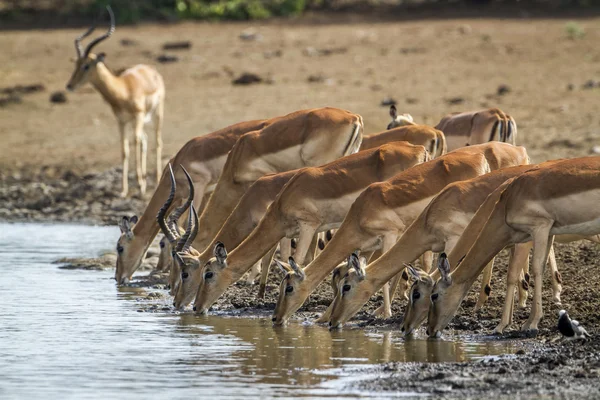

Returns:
0,223,520,399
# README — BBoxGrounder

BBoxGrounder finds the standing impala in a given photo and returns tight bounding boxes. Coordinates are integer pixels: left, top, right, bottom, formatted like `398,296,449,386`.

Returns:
388,106,517,151
114,118,270,285
426,157,600,337
66,6,165,197
271,142,529,326
190,142,429,314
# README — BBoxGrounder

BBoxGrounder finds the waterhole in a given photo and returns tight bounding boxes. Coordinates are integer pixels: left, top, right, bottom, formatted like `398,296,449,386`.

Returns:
0,223,521,398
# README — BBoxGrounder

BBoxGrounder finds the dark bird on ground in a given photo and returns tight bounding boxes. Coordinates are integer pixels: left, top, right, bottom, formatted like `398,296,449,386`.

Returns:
558,310,590,340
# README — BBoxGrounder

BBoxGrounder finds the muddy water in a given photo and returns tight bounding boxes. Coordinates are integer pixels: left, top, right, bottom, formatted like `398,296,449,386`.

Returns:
0,223,521,398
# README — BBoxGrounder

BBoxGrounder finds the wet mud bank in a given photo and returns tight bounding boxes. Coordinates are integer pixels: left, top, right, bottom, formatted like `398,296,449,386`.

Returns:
0,167,148,224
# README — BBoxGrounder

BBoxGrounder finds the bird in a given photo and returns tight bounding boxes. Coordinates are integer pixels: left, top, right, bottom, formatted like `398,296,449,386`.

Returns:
558,310,590,341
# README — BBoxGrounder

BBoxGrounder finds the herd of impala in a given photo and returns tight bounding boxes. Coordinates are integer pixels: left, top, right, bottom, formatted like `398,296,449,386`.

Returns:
68,6,600,338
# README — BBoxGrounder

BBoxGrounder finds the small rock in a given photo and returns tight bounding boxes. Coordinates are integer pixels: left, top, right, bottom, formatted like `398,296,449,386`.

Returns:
156,55,179,64
308,75,326,83
380,97,397,107
370,84,382,91
458,24,472,35
591,145,600,155
232,73,263,85
582,80,599,89
264,50,282,59
162,41,192,50
567,83,575,91
406,98,419,104
50,91,67,104
516,349,526,355
120,38,137,47
497,84,511,96
446,97,465,105
239,29,262,41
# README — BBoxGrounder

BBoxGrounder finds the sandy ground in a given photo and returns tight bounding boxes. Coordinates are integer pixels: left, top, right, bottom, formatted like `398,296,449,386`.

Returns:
3,13,600,398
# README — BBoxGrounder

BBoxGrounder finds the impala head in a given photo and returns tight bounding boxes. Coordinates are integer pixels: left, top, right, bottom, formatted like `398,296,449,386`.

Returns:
426,253,468,338
66,5,115,92
272,257,307,326
115,215,139,284
156,163,196,300
328,253,371,330
401,264,434,336
193,242,231,314
387,105,414,130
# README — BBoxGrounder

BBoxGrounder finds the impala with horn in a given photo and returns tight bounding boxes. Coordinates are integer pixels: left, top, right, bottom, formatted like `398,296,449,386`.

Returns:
271,142,529,326
326,163,563,331
387,106,517,151
426,157,600,337
66,5,165,197
114,118,271,285
192,142,430,315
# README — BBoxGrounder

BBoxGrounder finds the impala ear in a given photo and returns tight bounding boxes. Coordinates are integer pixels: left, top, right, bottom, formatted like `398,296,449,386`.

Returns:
276,259,291,275
119,216,134,238
406,263,420,281
288,257,305,280
389,104,397,119
130,215,138,225
437,253,452,284
349,253,366,280
214,241,228,264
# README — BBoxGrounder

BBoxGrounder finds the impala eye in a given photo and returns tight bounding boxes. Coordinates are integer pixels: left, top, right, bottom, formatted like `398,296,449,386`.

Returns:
342,284,351,292
117,245,124,253
82,64,90,71
412,291,421,300
285,285,294,293
204,271,214,280
181,272,189,279
431,293,439,302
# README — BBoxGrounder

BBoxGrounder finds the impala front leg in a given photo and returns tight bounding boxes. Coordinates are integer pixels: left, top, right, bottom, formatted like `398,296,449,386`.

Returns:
547,245,562,305
374,233,397,319
494,243,528,333
474,257,495,312
154,100,164,184
256,244,278,298
119,121,129,197
134,113,147,195
522,231,554,333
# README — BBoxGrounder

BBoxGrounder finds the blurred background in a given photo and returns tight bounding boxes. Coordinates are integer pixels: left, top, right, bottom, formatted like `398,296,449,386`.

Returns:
0,0,598,221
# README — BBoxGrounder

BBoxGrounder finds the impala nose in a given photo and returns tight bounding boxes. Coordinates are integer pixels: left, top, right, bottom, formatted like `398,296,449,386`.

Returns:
426,328,430,336
401,326,405,332
193,306,197,311
271,317,277,322
66,84,73,91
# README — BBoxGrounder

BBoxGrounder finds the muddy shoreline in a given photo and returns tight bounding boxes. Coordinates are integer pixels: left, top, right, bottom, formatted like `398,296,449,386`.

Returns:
40,180,600,399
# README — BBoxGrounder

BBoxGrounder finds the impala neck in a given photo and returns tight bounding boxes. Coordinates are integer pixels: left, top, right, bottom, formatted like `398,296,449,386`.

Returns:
447,192,513,287
90,62,127,106
367,219,434,290
195,169,249,250
224,209,286,282
303,218,368,292
131,169,172,255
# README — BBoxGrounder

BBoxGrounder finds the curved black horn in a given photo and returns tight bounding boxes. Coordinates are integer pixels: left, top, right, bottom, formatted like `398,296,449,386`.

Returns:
167,165,195,236
84,5,115,58
74,24,96,59
156,164,178,243
176,201,196,253
181,203,199,253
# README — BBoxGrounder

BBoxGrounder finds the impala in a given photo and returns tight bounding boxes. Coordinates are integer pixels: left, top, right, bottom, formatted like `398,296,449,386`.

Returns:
191,108,364,254
114,118,271,284
191,142,430,314
272,142,529,326
388,106,517,151
66,6,165,197
172,126,450,306
426,157,600,337
326,163,562,331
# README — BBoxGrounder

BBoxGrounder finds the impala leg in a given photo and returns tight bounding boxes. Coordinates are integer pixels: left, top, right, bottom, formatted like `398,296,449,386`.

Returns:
279,239,292,263
474,257,495,312
118,121,129,197
374,233,397,319
495,243,529,333
316,301,335,324
247,262,261,285
421,251,434,273
546,245,562,305
257,244,279,299
133,113,146,195
522,232,553,333
304,233,319,264
154,100,164,184
517,242,532,308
